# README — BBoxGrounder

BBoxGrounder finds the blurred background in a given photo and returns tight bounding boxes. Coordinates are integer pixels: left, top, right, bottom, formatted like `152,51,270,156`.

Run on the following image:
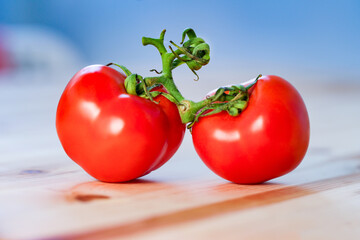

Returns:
0,0,359,180
0,0,359,88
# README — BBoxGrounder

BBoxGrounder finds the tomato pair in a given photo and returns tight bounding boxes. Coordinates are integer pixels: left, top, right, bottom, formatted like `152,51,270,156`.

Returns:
56,66,309,184
56,65,185,182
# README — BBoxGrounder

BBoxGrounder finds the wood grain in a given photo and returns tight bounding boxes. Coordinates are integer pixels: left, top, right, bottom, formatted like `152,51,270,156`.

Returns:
0,82,360,240
54,173,360,240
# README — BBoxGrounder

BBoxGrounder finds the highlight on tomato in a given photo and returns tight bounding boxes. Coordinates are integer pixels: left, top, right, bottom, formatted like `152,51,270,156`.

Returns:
56,28,310,184
56,65,185,182
191,75,310,184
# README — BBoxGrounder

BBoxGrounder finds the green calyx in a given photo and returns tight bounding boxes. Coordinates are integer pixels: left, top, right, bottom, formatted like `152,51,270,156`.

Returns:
107,29,260,129
186,74,261,129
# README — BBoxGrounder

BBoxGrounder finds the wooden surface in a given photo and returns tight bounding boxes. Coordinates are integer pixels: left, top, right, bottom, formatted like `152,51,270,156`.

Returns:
1,81,360,240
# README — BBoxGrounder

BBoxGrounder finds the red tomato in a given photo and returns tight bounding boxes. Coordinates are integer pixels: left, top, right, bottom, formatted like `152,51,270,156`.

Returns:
148,85,186,171
192,75,310,184
56,65,185,182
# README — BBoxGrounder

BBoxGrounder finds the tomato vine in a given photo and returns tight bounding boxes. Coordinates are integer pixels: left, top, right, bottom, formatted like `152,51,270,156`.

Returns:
57,28,310,183
109,28,260,128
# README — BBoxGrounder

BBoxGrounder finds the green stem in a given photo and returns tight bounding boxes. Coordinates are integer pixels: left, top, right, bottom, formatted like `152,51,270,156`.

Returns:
106,63,132,76
123,29,256,126
141,33,185,104
142,29,167,55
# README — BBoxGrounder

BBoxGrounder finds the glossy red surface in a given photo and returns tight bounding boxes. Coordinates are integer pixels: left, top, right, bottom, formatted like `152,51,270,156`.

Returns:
56,65,184,182
192,75,310,184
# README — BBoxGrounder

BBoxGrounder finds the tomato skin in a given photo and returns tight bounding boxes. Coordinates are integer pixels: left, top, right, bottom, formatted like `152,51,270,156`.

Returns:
150,87,185,171
56,65,184,182
192,75,310,184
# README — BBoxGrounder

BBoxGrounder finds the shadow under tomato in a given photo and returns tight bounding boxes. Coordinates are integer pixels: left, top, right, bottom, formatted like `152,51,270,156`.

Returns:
211,181,285,194
66,178,178,203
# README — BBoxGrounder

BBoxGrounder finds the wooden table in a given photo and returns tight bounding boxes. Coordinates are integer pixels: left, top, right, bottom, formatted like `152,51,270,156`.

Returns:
1,80,360,240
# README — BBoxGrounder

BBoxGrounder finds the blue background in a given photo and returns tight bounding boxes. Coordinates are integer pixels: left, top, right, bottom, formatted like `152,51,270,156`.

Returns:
1,0,359,90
